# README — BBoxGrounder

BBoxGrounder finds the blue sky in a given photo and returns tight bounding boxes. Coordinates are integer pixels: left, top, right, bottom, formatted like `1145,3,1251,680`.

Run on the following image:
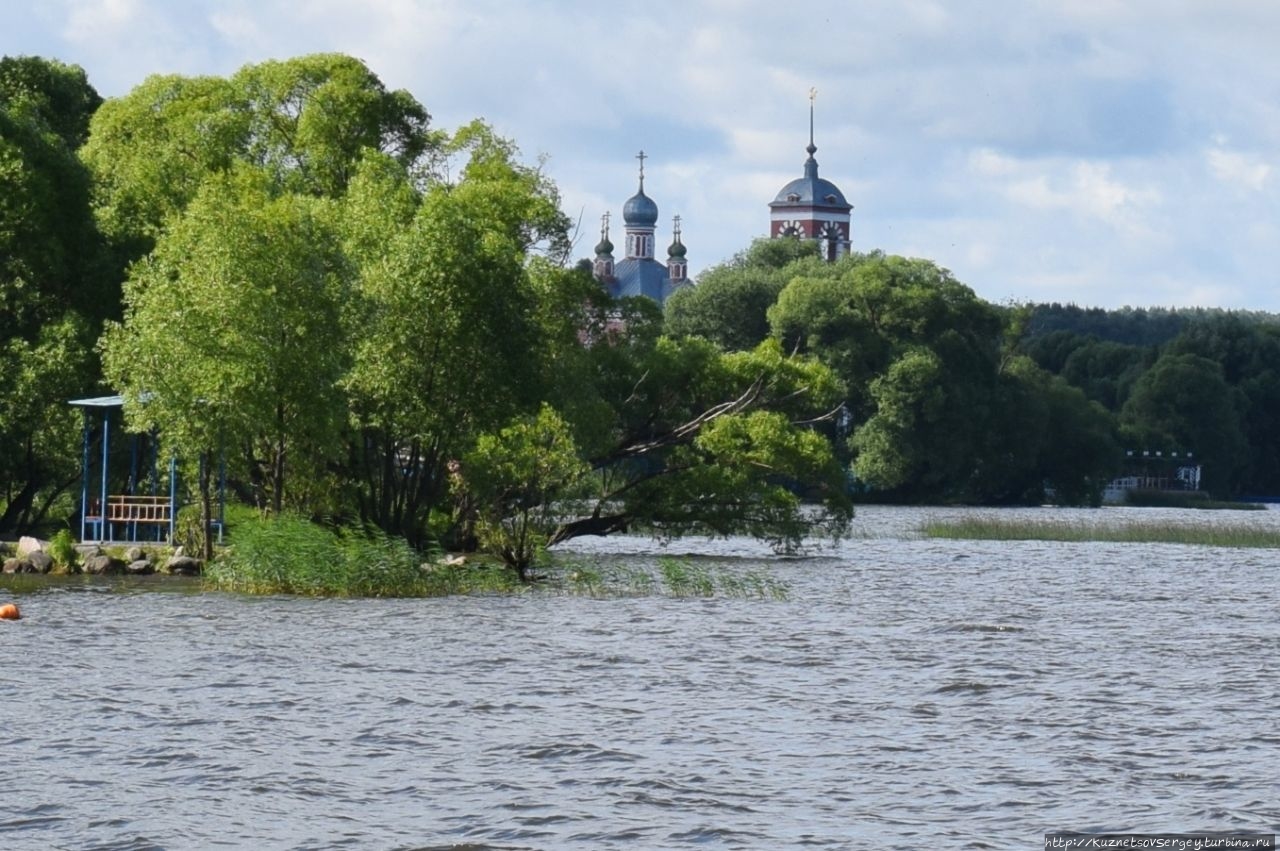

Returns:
4,0,1279,310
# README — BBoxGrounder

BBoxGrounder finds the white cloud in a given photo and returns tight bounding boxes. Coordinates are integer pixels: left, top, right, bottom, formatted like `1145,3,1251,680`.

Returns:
61,0,142,43
1207,146,1272,192
9,0,1280,309
208,11,262,48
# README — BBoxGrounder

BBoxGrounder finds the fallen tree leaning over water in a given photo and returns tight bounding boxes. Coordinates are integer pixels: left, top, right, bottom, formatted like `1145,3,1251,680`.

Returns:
458,337,855,578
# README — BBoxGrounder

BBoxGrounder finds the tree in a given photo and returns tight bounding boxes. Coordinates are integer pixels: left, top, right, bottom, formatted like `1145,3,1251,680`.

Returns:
81,54,440,258
770,255,1019,500
0,55,102,148
462,405,587,580
338,154,547,544
849,348,947,492
0,56,106,535
0,316,93,533
1034,369,1122,505
101,167,350,555
663,237,826,350
545,336,852,551
986,357,1121,505
1165,316,1280,494
1060,339,1152,411
1121,352,1247,495
231,54,436,197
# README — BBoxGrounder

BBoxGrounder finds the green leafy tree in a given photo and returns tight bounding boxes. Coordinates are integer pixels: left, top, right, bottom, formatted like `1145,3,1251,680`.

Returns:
987,357,1121,505
849,348,946,491
663,237,826,350
771,255,1022,500
0,56,105,534
546,337,852,550
81,54,439,257
0,317,94,532
1060,339,1152,410
0,55,102,148
462,405,588,580
1121,352,1247,495
339,158,546,544
101,168,350,554
1165,316,1280,494
80,73,244,252
231,54,436,197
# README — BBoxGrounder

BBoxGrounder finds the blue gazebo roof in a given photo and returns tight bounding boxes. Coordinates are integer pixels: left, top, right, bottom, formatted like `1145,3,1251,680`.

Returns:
68,395,125,408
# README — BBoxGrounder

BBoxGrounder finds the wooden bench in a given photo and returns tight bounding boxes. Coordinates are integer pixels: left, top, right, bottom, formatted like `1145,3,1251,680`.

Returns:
80,495,175,542
106,495,172,524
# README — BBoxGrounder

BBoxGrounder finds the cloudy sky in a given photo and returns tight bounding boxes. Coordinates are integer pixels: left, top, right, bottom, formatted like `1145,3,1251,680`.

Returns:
4,0,1279,310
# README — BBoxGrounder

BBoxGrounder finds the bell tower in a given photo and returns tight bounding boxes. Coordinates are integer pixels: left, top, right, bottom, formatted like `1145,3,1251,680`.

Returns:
768,89,852,261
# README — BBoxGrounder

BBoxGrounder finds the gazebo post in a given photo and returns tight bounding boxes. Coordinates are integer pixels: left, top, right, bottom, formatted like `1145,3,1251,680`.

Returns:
219,451,227,544
100,409,111,542
79,410,92,542
169,456,178,544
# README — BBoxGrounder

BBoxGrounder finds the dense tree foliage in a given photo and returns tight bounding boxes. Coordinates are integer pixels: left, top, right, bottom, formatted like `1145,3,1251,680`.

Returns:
80,54,439,258
0,57,106,534
101,168,350,553
763,253,1123,502
664,237,823,350
9,49,1280,569
74,54,853,574
1023,309,1280,497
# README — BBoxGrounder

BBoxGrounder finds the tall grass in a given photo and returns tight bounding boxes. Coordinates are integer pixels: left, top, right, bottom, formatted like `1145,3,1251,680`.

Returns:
204,516,793,599
205,515,520,597
921,516,1280,548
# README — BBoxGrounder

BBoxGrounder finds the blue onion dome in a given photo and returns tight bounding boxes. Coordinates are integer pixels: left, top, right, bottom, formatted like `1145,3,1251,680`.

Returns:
623,188,659,226
595,235,614,255
668,237,686,258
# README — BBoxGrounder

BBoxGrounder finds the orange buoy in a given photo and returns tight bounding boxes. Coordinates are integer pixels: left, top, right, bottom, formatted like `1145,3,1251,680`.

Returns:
0,603,20,620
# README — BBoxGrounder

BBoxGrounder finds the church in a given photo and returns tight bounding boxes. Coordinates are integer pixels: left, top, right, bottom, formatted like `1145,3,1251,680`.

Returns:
591,151,691,303
592,151,689,305
592,99,851,304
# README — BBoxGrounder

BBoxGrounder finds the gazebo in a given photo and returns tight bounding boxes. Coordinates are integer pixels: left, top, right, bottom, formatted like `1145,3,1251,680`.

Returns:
68,395,224,544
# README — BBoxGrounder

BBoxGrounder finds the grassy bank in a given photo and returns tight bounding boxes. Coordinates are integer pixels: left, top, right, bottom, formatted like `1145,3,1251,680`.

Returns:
202,515,791,599
203,515,520,597
921,515,1280,548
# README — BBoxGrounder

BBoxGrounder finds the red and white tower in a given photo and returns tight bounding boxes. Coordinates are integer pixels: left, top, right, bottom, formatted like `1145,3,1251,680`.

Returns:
768,90,852,261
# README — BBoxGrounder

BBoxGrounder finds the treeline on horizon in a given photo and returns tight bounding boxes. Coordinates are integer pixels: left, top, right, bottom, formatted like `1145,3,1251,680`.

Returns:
4,53,1279,566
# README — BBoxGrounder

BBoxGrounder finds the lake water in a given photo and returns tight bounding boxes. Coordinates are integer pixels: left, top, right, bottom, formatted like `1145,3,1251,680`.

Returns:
3,506,1279,850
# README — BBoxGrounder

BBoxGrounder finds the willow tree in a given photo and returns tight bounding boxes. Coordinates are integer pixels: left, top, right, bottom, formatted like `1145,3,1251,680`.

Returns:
340,176,542,543
100,168,349,556
539,334,854,551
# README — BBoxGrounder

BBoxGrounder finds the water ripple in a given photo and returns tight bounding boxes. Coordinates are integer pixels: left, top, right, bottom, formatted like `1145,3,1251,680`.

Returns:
3,505,1279,848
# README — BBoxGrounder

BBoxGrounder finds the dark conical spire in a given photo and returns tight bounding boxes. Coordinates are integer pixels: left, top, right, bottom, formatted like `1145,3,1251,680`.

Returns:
804,87,819,178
